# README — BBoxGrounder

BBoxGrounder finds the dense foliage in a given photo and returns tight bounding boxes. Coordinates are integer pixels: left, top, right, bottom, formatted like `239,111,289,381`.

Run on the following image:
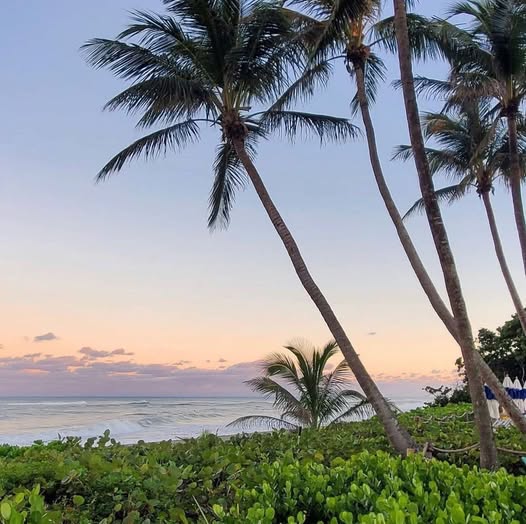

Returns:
474,314,526,382
1,406,525,523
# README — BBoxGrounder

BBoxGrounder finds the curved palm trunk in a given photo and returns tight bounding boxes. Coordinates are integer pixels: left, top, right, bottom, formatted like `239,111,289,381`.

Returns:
353,61,526,435
231,138,414,454
353,63,457,335
482,191,526,332
393,0,497,469
506,114,526,277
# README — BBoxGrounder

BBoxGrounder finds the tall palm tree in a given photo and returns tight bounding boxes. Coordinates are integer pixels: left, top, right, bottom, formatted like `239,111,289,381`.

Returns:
396,99,526,334
83,0,413,452
427,0,526,277
229,340,375,430
280,0,526,437
392,0,497,469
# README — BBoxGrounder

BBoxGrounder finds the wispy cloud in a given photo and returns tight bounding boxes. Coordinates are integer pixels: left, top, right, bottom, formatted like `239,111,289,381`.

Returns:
79,347,135,360
33,332,59,343
111,348,134,356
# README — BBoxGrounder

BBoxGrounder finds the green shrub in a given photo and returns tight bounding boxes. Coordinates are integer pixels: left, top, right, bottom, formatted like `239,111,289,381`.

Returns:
0,405,525,523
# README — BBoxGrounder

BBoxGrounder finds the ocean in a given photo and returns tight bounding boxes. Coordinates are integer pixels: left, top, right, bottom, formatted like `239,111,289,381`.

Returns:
0,396,427,446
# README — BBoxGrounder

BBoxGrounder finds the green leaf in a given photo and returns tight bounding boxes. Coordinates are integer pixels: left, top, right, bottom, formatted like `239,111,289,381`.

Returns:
1,502,12,520
73,495,85,507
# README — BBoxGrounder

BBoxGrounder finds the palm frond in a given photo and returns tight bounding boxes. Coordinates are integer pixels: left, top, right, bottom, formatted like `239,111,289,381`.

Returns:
322,359,352,389
308,0,372,58
116,9,187,52
403,184,470,220
267,59,335,113
262,351,303,391
208,140,249,229
349,52,386,114
227,415,299,430
82,38,181,82
373,13,448,61
329,399,373,424
258,110,358,143
244,376,309,418
103,76,217,127
96,120,200,181
401,76,452,100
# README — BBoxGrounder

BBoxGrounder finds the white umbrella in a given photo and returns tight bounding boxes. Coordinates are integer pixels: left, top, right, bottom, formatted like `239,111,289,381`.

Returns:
512,378,523,412
500,375,514,418
484,385,500,419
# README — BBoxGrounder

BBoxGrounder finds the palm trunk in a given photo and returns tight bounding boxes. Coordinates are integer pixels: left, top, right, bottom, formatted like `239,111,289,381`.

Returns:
482,191,526,332
506,113,526,277
353,62,457,336
354,60,526,435
231,137,414,454
393,0,497,469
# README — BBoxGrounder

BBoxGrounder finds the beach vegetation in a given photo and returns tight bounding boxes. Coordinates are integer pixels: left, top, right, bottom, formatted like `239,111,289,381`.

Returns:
1,405,525,523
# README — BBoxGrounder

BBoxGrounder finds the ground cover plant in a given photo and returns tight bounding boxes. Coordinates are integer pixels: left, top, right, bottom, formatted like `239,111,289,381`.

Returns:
1,405,525,523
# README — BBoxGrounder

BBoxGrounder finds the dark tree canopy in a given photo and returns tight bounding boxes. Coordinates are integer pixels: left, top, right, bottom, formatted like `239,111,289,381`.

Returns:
457,313,526,382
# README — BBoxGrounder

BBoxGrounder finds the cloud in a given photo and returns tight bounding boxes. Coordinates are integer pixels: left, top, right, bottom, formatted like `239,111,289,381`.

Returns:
173,360,192,366
23,353,42,359
79,347,112,359
0,352,262,396
0,349,458,398
367,332,377,336
78,347,135,360
218,358,228,363
110,348,135,357
34,332,59,343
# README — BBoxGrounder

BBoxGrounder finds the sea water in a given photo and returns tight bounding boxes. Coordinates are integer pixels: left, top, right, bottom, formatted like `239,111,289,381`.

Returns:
0,396,426,446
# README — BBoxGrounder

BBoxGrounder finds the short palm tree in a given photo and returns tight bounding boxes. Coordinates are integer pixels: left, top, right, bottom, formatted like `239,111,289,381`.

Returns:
229,340,375,430
391,0,497,469
83,0,412,451
396,99,526,334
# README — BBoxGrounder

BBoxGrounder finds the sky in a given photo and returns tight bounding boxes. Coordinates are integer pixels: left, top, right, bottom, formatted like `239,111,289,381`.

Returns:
1,0,524,398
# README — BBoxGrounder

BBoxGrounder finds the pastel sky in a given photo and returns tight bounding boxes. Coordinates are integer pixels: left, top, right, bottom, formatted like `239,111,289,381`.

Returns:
1,0,524,398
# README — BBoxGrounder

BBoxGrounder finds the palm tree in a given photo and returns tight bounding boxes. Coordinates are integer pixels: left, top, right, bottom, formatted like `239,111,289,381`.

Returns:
229,340,375,430
427,0,526,277
83,0,413,452
396,99,526,334
280,0,526,439
392,0,497,469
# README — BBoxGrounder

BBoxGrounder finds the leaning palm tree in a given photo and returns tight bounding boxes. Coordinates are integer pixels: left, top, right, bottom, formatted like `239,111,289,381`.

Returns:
229,340,375,430
396,99,526,334
392,0,497,469
83,0,413,452
280,0,526,442
424,0,526,278
371,3,526,435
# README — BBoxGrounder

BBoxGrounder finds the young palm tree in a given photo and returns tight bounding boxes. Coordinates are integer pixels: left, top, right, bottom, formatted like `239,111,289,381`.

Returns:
229,340,375,430
396,99,526,334
427,0,526,277
280,0,526,437
83,0,413,452
392,0,497,469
